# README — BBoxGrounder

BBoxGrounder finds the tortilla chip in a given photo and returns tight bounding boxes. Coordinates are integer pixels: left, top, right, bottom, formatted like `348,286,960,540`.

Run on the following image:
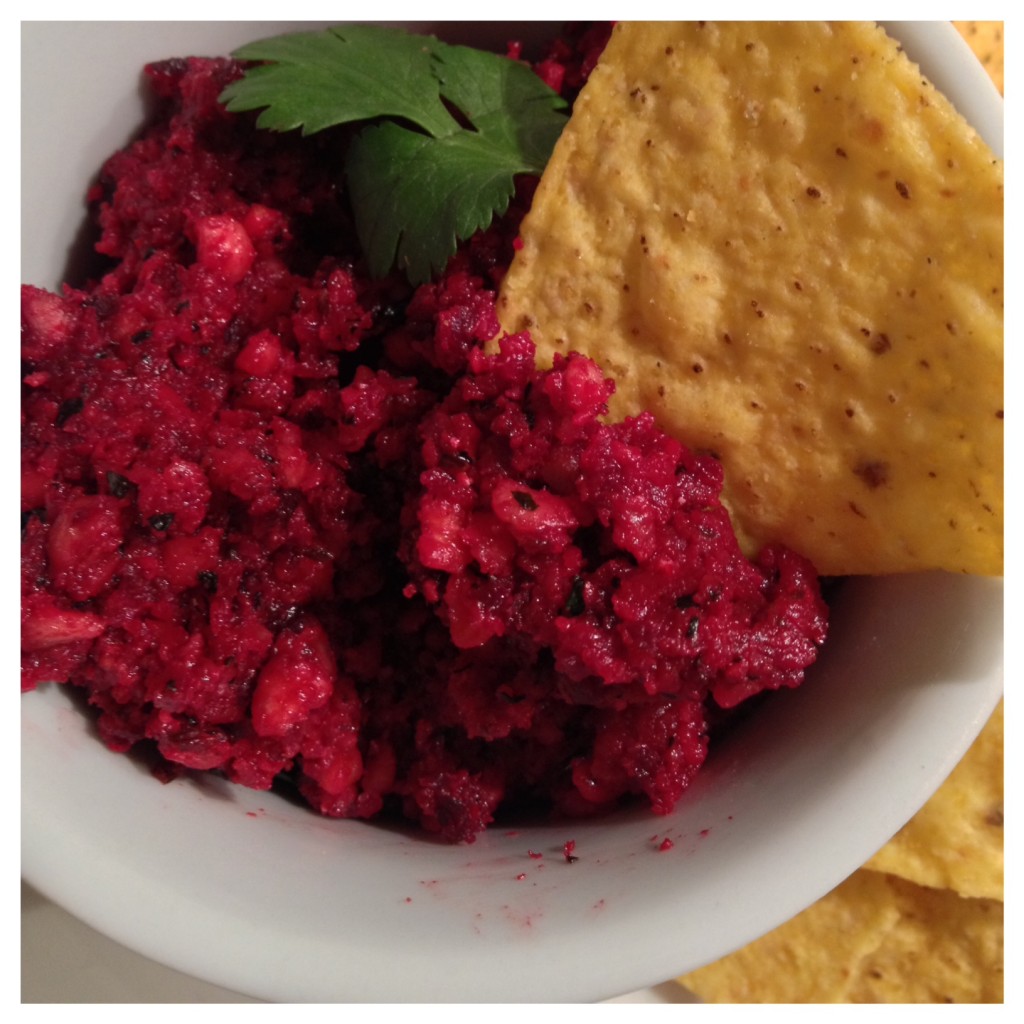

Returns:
498,21,1003,577
679,870,1003,1003
954,21,1004,95
845,875,1003,1003
864,701,1003,900
677,870,902,1002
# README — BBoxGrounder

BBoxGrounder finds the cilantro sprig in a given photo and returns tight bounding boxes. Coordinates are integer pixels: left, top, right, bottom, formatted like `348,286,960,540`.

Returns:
219,24,568,284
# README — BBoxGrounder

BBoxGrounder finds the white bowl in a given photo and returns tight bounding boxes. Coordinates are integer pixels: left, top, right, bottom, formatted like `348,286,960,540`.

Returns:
21,22,1003,1003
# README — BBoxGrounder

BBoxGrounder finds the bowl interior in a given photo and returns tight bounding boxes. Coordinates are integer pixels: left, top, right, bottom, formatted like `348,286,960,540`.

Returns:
21,21,1003,1003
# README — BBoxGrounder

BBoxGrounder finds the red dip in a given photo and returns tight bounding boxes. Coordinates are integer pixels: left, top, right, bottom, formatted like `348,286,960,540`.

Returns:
21,25,827,843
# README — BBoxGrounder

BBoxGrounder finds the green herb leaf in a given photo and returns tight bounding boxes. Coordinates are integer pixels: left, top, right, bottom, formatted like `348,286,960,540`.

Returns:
219,24,568,284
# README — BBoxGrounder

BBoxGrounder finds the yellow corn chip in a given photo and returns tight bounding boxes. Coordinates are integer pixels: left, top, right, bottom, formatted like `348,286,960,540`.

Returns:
955,21,1004,95
843,875,1003,1003
679,870,1003,1003
677,870,902,1002
499,21,1003,576
864,701,1003,900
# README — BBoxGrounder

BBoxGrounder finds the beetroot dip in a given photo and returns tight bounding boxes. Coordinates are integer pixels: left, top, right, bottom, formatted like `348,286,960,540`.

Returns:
21,25,828,843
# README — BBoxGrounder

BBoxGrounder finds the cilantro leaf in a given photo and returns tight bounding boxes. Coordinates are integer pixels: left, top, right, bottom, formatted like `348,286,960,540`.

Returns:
346,120,518,284
429,39,569,172
347,40,568,281
219,24,568,284
220,25,457,138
